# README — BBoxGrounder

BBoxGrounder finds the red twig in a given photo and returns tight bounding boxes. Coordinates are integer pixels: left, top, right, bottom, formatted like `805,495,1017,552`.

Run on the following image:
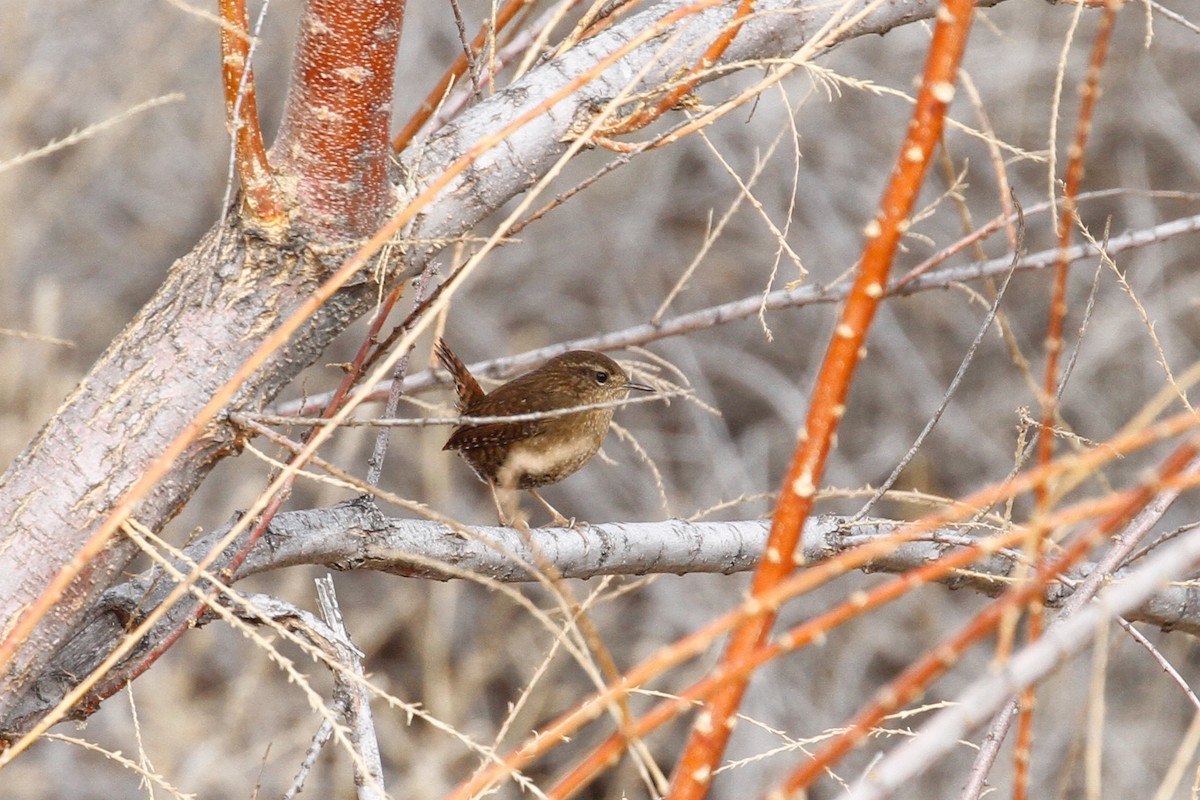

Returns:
219,0,284,226
1036,1,1119,508
666,1,977,795
601,0,754,137
1017,3,1121,795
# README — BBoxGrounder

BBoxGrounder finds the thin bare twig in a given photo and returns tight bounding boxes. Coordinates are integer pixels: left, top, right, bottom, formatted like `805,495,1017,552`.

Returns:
271,212,1200,417
854,199,1025,519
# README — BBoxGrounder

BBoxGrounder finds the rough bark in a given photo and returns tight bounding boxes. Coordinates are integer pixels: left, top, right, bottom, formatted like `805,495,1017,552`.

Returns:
0,217,383,722
275,0,405,241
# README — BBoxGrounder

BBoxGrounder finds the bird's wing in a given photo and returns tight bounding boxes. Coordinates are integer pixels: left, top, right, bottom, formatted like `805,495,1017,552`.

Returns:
443,378,577,451
443,418,548,451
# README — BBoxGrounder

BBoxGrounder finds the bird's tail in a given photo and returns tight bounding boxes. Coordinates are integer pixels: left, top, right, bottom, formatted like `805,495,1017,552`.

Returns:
434,338,485,411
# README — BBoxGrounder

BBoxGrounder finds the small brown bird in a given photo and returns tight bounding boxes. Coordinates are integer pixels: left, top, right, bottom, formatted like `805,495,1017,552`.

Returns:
435,338,654,525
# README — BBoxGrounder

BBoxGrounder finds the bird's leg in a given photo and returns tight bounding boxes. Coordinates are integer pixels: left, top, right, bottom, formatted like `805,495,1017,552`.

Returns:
489,484,528,527
528,489,575,528
488,485,508,525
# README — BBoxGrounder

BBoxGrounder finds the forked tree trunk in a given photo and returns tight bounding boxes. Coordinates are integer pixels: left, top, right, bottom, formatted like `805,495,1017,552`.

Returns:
0,219,386,727
0,0,991,741
0,0,408,731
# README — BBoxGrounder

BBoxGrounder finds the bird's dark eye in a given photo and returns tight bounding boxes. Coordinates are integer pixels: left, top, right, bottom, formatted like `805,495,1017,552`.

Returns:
594,371,609,384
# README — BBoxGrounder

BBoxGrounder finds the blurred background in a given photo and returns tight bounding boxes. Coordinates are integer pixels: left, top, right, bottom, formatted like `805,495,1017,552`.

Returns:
3,0,1200,797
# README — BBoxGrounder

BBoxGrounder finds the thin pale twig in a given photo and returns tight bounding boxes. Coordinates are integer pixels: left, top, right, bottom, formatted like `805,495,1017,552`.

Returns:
854,201,1025,520
272,211,1200,418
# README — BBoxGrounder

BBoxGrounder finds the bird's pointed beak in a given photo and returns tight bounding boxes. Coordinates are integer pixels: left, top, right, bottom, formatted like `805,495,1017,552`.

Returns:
626,380,655,392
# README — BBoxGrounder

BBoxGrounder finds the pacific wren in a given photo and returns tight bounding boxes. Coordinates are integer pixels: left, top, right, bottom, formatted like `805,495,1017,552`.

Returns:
435,338,653,525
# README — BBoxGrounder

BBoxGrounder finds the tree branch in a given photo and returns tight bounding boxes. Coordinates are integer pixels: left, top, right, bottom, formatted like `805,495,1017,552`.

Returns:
220,0,284,225
5,500,1198,740
274,0,405,240
274,210,1200,417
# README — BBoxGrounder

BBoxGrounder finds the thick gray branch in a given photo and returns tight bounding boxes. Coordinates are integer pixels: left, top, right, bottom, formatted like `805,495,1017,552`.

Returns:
6,501,1197,741
0,221,380,717
403,0,1003,244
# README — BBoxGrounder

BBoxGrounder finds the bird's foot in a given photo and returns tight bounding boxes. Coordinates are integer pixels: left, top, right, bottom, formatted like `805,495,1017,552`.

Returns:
541,511,577,528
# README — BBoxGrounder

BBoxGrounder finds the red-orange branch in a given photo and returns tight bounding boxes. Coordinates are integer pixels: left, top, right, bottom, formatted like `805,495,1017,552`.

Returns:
220,0,284,225
1035,1,1119,509
275,0,405,241
1018,2,1121,796
779,435,1197,796
667,1,977,796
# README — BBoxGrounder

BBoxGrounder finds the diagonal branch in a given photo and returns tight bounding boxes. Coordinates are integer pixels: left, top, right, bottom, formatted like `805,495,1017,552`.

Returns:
271,209,1200,417
668,0,978,794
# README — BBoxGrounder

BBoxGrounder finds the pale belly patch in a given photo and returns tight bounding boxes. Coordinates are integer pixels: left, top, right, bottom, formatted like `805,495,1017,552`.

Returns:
498,436,600,488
